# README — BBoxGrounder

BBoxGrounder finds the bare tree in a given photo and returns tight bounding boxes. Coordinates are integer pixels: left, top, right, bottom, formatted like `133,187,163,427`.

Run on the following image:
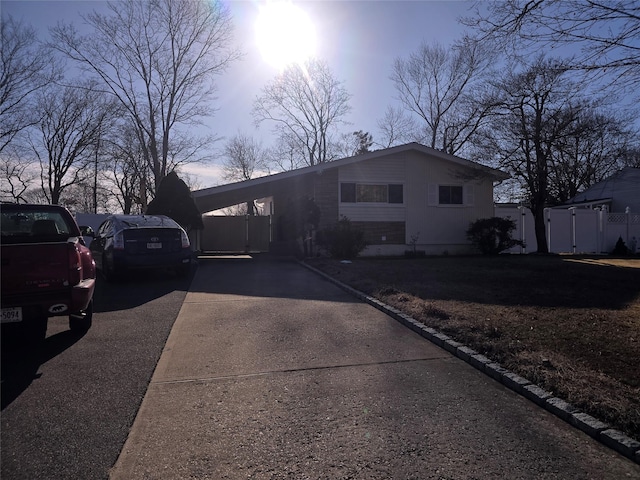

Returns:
0,15,60,153
222,133,270,215
465,0,640,90
252,58,352,166
391,37,499,156
0,146,37,202
376,106,420,148
335,130,374,158
267,136,305,172
548,106,636,203
29,82,112,205
483,56,582,253
222,133,269,182
50,0,240,192
102,123,149,214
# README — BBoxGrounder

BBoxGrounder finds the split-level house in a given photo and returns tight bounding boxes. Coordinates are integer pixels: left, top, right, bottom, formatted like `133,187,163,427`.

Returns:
192,142,509,256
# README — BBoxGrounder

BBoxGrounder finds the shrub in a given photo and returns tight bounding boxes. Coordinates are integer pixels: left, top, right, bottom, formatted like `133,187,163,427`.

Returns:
317,216,368,259
612,236,629,256
466,217,523,255
146,172,203,232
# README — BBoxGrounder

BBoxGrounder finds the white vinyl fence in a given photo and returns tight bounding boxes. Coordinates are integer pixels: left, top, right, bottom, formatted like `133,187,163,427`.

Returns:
495,206,640,255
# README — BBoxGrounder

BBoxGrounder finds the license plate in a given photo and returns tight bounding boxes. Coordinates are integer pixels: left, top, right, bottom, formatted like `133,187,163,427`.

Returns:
147,242,162,249
1,307,23,323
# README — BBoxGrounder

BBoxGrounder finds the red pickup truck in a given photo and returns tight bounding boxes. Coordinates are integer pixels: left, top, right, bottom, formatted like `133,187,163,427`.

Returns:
1,203,96,343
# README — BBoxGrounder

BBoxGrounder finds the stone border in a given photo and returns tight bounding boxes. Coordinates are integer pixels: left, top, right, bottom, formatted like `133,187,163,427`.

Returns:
301,261,640,466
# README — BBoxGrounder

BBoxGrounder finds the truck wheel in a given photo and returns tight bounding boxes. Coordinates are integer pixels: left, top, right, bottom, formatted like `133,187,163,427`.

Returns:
69,300,93,333
13,316,47,349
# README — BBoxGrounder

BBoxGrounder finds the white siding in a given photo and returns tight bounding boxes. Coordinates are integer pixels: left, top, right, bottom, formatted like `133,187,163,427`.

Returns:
336,149,499,255
339,156,406,183
338,155,407,221
340,204,405,222
404,152,495,249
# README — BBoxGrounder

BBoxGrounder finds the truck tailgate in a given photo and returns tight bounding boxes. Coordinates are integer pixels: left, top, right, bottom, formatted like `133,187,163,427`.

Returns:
1,242,70,296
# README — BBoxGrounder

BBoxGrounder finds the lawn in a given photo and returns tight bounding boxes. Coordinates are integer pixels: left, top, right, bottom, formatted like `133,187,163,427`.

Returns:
305,255,640,441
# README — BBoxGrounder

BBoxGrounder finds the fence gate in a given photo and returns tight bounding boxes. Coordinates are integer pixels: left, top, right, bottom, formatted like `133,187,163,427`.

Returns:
200,215,271,253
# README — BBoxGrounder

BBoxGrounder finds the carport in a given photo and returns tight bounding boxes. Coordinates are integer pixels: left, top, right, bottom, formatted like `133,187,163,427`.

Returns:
191,166,324,254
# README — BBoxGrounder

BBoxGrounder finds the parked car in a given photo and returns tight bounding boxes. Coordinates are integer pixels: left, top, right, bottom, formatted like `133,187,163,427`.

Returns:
89,214,192,280
1,203,96,342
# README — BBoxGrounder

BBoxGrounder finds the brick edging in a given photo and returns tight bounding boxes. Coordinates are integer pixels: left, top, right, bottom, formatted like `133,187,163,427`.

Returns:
300,260,640,466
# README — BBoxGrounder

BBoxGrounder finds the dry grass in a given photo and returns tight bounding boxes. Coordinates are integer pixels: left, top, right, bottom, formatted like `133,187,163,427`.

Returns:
305,255,640,441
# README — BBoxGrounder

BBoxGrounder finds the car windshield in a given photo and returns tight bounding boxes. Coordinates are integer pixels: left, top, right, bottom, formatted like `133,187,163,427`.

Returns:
117,215,179,229
1,208,74,244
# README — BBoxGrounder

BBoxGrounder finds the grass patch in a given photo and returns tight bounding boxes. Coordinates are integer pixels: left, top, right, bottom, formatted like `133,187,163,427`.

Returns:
306,255,640,441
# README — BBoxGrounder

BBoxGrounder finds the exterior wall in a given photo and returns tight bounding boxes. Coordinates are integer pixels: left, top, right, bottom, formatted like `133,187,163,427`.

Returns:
313,168,339,229
334,150,498,256
351,221,405,244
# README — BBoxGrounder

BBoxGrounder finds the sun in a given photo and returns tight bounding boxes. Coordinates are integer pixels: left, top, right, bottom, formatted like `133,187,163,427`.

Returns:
255,2,316,70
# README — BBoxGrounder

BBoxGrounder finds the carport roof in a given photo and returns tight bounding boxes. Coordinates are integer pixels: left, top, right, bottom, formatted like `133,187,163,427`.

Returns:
191,142,509,213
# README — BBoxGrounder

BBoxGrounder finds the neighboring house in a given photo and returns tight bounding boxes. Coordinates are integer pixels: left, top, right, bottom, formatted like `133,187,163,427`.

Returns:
561,167,640,213
192,143,509,256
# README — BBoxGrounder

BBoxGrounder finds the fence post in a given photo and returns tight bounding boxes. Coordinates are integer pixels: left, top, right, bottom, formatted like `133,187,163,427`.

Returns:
626,206,631,245
569,207,576,254
245,214,250,252
518,205,526,254
545,208,552,253
601,205,608,253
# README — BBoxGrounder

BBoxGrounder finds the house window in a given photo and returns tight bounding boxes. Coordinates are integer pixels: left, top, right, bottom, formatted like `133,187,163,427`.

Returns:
388,184,403,204
357,184,387,202
439,185,463,205
340,183,356,203
340,183,403,204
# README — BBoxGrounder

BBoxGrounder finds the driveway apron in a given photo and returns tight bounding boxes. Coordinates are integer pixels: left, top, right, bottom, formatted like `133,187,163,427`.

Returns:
110,256,640,479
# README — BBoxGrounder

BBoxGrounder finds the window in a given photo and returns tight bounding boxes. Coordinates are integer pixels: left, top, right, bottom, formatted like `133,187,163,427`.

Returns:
438,185,463,205
357,184,387,202
340,183,403,204
340,183,356,203
388,184,403,204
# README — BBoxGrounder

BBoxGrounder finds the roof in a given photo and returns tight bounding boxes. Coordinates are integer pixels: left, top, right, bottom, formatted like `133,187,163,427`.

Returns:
192,143,509,213
564,167,640,206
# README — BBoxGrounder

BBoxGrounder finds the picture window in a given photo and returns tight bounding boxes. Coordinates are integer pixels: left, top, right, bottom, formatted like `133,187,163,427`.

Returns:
340,183,403,204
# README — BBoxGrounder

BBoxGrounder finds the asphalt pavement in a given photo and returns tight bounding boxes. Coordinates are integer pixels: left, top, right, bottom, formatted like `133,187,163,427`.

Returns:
110,255,640,479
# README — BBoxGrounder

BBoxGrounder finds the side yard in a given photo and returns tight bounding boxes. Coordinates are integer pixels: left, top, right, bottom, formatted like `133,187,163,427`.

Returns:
305,255,640,442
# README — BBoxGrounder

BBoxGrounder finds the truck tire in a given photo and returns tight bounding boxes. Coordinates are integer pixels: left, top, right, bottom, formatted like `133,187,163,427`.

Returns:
69,300,93,333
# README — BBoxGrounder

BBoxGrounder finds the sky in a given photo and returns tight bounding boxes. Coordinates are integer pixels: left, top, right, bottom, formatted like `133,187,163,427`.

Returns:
3,0,475,188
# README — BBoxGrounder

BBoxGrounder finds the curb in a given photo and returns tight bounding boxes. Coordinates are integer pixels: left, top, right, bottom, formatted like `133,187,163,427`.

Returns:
300,261,640,466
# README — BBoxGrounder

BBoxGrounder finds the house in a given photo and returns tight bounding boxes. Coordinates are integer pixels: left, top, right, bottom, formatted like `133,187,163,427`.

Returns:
192,142,509,256
562,167,640,213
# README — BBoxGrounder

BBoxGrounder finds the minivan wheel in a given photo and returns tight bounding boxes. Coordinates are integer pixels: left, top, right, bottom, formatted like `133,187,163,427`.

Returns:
69,300,93,333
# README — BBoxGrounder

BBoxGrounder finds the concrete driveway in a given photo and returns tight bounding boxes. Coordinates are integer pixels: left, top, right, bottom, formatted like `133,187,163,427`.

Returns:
110,256,640,479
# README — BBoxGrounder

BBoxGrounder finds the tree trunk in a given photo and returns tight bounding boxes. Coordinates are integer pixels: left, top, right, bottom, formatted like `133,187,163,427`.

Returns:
532,204,549,253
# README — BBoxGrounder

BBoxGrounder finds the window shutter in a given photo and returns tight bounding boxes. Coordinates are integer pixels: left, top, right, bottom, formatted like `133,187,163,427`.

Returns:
428,184,438,206
464,184,474,205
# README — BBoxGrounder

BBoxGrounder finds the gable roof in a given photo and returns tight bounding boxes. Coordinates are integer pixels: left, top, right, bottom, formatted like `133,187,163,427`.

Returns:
563,167,640,207
192,142,509,213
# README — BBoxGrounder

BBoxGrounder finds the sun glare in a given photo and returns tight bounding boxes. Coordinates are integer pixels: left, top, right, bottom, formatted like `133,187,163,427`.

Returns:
255,2,316,70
